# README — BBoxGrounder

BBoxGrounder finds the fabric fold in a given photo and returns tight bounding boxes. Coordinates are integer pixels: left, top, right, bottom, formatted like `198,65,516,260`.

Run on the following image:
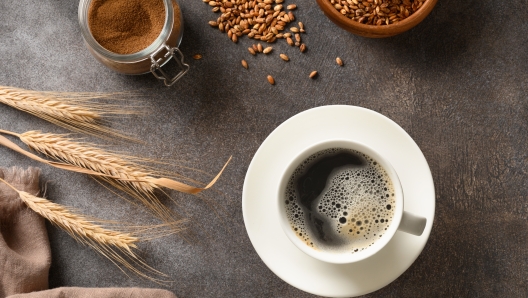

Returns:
0,167,50,297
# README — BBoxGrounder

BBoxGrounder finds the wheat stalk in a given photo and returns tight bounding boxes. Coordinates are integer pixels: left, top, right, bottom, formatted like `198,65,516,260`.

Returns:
0,178,172,282
16,186,139,252
18,130,171,223
0,86,139,139
0,130,231,226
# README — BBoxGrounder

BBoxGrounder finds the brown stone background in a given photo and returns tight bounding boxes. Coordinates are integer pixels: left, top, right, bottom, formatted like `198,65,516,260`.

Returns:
0,0,526,297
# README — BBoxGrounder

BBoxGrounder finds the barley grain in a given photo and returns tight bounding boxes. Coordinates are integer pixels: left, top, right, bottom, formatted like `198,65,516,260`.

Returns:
280,54,289,61
329,0,425,25
295,33,301,42
203,0,308,49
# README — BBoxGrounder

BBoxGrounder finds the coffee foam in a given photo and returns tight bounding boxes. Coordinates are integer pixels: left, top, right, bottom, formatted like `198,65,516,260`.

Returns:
284,148,395,254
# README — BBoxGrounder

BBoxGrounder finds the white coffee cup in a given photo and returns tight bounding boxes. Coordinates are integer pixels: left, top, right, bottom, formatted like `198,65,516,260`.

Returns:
277,139,427,264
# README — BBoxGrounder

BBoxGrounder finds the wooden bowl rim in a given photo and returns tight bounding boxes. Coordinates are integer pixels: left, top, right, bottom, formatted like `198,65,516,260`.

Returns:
317,0,438,34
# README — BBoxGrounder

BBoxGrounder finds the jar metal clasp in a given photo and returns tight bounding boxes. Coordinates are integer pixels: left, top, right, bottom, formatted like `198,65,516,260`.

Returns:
150,45,189,87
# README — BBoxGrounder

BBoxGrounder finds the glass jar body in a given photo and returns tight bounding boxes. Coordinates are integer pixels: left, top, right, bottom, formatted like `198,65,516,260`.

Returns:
78,0,188,85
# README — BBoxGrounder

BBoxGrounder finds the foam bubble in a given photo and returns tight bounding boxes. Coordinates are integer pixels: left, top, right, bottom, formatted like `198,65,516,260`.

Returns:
284,148,396,254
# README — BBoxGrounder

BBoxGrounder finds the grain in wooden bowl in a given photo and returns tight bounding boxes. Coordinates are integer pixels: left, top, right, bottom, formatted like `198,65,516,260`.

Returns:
316,0,438,38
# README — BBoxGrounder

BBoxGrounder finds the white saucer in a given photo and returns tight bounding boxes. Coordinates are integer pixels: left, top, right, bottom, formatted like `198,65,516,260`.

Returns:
242,105,435,297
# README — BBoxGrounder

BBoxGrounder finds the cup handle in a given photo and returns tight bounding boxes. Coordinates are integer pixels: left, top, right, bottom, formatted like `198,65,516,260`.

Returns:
397,211,427,236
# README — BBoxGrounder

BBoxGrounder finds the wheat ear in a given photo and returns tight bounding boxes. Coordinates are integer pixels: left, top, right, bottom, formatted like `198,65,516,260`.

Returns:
0,86,138,139
0,178,171,282
0,130,231,226
18,130,172,224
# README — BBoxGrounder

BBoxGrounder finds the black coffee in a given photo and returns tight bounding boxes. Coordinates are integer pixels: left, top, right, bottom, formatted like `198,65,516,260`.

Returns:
284,148,395,254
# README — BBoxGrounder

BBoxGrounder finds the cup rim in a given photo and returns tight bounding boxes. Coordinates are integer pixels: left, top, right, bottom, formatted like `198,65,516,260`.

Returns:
276,139,404,264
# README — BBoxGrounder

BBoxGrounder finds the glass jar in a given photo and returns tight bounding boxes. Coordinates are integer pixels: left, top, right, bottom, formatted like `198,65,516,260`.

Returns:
78,0,189,86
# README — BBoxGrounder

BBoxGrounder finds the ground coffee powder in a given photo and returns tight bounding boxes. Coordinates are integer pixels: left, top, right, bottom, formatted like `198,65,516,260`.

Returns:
88,0,165,55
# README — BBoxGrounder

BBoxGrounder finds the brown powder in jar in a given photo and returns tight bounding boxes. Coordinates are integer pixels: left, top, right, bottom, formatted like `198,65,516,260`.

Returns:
88,0,166,55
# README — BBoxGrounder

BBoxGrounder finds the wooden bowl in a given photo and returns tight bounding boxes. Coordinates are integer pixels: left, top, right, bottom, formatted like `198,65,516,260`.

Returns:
315,0,438,38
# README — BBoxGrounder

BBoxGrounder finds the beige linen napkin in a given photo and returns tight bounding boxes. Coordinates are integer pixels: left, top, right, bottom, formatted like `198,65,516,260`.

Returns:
0,167,177,298
7,287,177,298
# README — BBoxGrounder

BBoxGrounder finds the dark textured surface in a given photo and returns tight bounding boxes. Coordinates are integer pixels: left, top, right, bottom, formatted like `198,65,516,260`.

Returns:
1,0,527,297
